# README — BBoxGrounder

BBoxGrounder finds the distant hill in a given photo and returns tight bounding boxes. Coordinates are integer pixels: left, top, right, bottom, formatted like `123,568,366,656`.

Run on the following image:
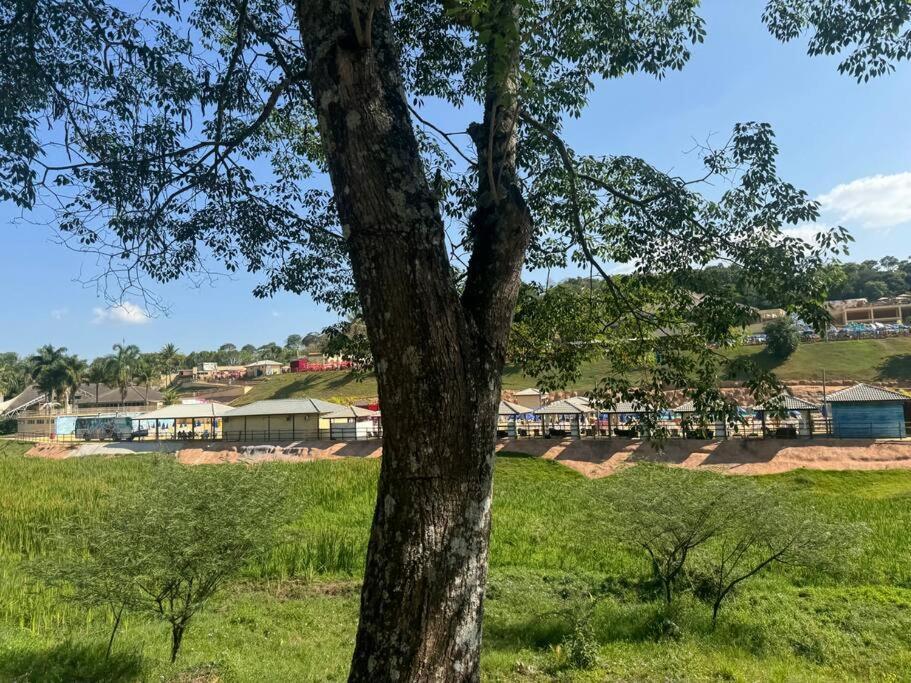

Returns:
234,337,911,404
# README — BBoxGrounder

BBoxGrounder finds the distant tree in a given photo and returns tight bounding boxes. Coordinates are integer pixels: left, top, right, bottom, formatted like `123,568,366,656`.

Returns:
0,353,28,400
27,345,70,407
218,343,238,365
257,342,281,360
84,358,109,406
158,344,180,384
107,344,141,405
133,356,159,402
285,334,303,353
764,318,800,360
60,354,87,409
161,387,180,406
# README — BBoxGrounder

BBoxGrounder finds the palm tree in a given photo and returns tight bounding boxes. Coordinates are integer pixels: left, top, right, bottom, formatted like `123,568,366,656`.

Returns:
85,358,109,407
108,343,141,406
134,355,159,404
60,354,86,411
158,343,180,384
27,345,69,408
162,387,180,406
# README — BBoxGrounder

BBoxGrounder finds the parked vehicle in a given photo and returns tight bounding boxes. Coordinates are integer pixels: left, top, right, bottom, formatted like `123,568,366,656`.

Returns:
74,416,135,441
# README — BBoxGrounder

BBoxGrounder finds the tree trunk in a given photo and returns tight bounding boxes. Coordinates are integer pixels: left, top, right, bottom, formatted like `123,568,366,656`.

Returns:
170,622,185,663
298,2,529,679
106,603,124,658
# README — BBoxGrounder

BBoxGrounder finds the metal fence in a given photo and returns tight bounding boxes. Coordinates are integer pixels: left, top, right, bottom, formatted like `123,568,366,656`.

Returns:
497,416,911,440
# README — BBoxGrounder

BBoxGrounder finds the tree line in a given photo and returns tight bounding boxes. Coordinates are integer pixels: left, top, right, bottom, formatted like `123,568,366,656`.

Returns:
687,258,911,310
0,332,328,403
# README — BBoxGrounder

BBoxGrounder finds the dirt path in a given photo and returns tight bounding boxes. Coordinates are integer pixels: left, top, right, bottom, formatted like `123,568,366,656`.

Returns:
24,438,911,478
496,437,911,477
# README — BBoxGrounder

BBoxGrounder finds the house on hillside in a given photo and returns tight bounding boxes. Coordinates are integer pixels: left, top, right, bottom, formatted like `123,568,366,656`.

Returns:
244,360,283,378
826,383,908,438
222,398,345,440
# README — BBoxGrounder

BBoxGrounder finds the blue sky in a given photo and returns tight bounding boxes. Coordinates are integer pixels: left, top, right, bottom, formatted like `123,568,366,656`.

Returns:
1,0,909,359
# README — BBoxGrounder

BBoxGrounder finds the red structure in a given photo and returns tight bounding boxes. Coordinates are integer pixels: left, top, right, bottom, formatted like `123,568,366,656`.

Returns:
290,358,353,372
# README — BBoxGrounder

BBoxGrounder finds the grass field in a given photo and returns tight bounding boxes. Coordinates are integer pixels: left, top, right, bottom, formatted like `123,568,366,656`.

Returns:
2,440,911,681
728,337,911,383
234,338,911,405
233,358,619,405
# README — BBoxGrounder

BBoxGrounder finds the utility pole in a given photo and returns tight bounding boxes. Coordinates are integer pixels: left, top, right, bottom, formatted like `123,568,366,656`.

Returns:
822,368,829,436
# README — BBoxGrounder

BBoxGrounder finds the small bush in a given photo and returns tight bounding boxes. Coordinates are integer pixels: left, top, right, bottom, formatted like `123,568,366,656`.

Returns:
556,620,599,670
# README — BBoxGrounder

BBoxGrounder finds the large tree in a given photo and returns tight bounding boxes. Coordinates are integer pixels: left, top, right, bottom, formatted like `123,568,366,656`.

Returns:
2,0,909,678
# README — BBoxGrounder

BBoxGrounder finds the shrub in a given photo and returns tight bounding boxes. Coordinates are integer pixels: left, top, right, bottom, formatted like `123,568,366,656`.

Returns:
603,464,865,626
603,465,739,604
764,317,800,359
34,463,292,662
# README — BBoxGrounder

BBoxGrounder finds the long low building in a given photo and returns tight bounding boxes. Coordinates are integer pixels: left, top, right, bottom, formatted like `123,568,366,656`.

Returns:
138,402,234,439
222,398,345,441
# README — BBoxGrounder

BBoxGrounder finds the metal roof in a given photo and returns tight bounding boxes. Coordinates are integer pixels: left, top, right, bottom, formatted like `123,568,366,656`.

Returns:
244,360,282,367
753,394,819,411
599,401,644,414
323,405,380,419
534,399,592,415
825,383,909,403
224,398,345,417
498,400,530,415
138,402,235,420
674,400,696,413
513,388,541,396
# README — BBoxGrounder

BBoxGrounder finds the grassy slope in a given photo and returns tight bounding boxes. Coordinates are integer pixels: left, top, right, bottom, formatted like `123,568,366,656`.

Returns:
727,336,911,383
234,338,911,404
2,444,911,680
233,357,621,405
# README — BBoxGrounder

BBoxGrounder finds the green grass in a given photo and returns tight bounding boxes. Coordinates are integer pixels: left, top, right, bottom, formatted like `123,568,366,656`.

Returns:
3,441,911,680
234,357,620,405
728,336,911,383
234,338,911,405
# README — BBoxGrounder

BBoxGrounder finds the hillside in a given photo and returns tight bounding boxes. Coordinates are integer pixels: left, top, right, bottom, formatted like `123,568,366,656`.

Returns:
233,358,617,405
233,338,911,404
727,336,911,383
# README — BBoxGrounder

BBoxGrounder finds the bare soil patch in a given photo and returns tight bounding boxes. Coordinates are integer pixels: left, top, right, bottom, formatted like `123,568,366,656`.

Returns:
497,437,911,478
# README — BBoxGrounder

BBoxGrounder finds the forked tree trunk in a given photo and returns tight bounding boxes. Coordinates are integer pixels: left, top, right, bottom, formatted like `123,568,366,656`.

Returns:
298,2,529,679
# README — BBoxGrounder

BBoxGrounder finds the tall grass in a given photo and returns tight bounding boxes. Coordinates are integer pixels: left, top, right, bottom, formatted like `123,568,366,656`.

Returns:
3,443,911,680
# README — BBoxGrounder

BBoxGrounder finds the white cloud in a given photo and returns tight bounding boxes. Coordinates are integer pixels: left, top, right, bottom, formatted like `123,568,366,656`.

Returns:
92,302,151,325
781,223,827,245
50,308,68,321
608,261,638,275
818,172,911,230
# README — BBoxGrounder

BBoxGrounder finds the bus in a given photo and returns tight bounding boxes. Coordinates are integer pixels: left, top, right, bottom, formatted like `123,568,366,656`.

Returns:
74,415,145,441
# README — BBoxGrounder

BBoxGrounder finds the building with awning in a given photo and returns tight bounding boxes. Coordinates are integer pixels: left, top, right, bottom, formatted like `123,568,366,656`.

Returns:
673,399,740,439
222,398,345,441
497,399,534,437
752,394,820,438
137,402,234,440
323,405,381,440
534,399,594,438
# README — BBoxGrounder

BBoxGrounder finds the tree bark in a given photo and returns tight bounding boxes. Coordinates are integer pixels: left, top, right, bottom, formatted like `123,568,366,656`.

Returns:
298,1,529,680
